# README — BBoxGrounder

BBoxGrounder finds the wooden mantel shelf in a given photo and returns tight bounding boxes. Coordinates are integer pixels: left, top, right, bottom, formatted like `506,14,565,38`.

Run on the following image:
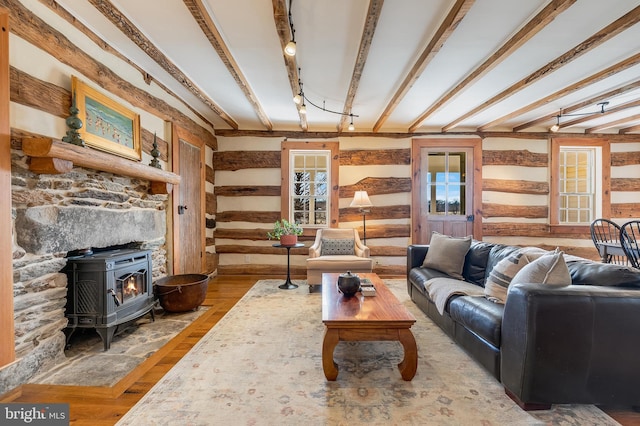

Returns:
22,138,180,194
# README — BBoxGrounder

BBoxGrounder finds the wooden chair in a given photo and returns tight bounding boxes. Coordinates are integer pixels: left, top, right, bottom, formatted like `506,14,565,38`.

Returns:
620,220,640,269
590,218,628,265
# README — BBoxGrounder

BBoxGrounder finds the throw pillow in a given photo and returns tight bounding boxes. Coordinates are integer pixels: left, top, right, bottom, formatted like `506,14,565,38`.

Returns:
421,232,472,280
510,249,572,287
484,247,548,304
320,238,355,256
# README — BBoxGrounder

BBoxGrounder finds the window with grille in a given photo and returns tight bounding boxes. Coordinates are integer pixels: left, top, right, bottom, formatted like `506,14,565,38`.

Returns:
558,147,599,224
290,150,330,226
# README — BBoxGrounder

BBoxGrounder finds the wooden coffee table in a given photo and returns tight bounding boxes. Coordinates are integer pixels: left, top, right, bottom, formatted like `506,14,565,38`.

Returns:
321,272,417,381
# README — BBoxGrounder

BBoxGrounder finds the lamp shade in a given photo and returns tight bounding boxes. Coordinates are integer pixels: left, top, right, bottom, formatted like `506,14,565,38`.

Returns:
350,191,372,208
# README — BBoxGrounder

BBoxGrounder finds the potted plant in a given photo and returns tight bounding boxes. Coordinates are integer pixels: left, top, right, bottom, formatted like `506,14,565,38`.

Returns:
267,218,303,246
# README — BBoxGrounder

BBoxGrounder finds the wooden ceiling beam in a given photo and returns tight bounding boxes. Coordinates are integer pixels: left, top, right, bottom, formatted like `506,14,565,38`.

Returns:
38,0,213,128
586,113,640,133
337,0,383,132
409,0,576,132
184,0,273,131
272,0,307,131
619,123,640,134
558,98,640,130
444,5,640,132
372,0,475,133
87,0,239,129
513,79,640,131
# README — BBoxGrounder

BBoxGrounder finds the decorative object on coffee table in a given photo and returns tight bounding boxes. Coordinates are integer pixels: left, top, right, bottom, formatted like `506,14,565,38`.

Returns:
337,271,361,296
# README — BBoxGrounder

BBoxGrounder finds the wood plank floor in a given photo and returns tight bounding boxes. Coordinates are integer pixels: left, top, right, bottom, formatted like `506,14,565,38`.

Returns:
1,275,639,425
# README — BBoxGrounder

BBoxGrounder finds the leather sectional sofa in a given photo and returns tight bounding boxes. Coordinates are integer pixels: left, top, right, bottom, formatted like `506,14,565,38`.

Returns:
407,240,640,410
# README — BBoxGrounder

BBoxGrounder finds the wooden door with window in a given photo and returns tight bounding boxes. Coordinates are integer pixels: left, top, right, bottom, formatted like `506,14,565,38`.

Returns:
412,139,482,244
172,125,206,274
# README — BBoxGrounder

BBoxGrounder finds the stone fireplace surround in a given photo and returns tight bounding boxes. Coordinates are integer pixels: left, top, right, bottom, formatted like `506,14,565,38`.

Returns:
1,148,169,395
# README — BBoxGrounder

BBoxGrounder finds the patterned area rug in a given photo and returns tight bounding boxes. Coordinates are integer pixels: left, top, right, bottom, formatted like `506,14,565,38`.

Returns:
117,279,619,425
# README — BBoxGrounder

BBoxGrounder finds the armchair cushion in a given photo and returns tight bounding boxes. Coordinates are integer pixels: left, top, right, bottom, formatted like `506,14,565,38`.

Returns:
320,238,355,256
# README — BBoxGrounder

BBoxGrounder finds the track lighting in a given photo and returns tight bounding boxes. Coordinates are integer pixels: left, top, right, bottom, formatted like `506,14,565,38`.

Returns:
284,40,296,57
284,0,296,57
549,102,609,132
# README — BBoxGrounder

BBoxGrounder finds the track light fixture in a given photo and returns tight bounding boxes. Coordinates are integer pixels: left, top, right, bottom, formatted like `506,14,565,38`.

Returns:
550,102,609,132
294,69,359,131
284,0,296,57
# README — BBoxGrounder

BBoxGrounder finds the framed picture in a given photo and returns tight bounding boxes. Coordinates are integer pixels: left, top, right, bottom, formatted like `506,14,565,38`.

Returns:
71,76,141,161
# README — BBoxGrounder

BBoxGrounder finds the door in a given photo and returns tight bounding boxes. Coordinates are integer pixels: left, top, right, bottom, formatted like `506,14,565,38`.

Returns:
412,139,482,244
172,125,206,274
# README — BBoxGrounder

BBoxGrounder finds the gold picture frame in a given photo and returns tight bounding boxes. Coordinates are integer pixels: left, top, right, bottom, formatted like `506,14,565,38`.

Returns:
72,76,141,161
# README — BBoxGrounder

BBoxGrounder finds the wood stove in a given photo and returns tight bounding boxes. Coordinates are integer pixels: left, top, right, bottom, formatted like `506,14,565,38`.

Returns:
63,248,155,350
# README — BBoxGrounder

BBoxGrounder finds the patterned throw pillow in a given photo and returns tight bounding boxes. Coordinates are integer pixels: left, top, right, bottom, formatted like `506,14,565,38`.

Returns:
484,247,547,304
321,238,355,256
511,249,572,287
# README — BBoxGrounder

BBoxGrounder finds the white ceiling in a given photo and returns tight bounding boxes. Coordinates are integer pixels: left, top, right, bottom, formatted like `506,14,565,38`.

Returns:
52,0,640,135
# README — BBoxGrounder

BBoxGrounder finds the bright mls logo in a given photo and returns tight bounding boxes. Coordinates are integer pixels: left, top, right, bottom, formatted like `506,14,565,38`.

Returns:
1,404,69,425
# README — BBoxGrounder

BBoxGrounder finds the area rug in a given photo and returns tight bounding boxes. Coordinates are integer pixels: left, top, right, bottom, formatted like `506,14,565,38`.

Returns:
117,279,619,425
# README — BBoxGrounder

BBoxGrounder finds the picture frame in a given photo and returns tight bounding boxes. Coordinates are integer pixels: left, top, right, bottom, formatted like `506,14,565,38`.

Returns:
71,76,141,161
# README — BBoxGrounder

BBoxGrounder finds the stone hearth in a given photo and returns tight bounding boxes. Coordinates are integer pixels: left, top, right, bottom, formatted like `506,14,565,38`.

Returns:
2,148,171,396
29,305,206,388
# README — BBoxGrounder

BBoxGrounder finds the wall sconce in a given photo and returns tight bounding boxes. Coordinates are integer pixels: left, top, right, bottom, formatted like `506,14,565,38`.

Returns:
350,191,373,244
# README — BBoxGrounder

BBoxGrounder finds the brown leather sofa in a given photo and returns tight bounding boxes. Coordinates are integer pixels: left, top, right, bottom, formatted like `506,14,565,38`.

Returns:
407,241,640,410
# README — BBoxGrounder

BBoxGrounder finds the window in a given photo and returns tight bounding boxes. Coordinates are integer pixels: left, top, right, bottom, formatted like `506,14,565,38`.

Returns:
425,151,467,216
551,139,609,227
280,142,339,228
558,147,597,224
290,151,329,225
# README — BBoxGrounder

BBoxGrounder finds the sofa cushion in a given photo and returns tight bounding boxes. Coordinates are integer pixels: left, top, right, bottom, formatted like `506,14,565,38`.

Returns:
424,277,485,315
484,247,548,304
320,238,355,256
462,241,496,286
449,296,504,348
511,250,572,287
408,267,451,295
422,232,472,279
567,260,640,287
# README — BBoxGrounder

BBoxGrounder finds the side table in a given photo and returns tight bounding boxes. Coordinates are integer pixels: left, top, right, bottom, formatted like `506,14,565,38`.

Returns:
272,242,304,289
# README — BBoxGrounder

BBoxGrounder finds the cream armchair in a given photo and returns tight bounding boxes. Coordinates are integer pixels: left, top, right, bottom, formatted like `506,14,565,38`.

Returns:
306,228,374,292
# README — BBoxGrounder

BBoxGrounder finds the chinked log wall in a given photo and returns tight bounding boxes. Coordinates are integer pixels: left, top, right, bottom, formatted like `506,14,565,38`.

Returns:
213,149,411,276
483,145,639,259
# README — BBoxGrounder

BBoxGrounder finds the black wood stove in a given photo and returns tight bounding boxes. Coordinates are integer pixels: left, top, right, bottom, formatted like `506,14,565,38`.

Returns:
63,248,155,350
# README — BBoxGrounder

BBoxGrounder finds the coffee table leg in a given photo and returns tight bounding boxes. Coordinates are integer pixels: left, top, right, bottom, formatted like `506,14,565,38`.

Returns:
322,328,339,380
397,328,417,381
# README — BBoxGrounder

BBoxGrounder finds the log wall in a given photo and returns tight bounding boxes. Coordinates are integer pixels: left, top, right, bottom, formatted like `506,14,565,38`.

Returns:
213,136,640,275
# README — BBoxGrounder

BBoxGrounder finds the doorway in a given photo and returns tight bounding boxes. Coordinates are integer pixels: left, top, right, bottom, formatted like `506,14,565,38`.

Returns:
411,139,482,244
172,124,206,274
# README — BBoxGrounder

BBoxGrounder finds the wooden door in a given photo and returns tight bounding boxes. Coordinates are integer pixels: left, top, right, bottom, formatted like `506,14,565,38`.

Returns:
412,139,482,244
172,124,206,274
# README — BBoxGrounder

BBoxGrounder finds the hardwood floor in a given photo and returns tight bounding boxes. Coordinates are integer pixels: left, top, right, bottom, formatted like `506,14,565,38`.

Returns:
1,275,639,425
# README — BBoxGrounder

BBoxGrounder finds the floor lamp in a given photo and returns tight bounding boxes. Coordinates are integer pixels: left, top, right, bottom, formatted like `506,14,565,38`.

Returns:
350,191,373,244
